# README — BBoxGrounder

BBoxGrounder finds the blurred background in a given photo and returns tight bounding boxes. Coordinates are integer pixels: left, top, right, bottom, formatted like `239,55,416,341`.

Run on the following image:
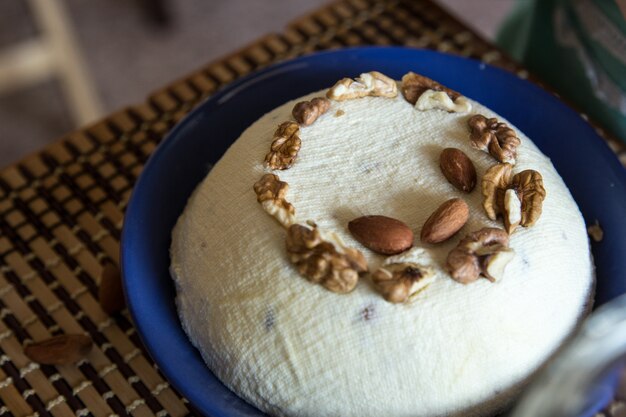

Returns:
0,0,514,168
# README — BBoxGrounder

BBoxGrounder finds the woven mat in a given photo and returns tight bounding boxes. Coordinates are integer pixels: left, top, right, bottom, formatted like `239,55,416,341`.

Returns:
0,0,624,416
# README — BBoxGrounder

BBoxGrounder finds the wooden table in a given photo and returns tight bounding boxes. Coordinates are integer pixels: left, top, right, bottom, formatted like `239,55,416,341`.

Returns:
0,0,624,416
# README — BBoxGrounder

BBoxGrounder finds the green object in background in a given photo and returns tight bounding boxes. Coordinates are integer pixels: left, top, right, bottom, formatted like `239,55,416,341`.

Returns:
497,0,626,144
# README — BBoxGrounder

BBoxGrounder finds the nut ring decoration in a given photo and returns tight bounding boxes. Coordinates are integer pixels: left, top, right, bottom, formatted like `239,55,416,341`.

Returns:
253,71,546,303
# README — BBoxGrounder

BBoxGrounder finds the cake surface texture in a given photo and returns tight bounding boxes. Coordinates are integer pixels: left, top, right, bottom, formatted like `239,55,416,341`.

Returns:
170,79,594,417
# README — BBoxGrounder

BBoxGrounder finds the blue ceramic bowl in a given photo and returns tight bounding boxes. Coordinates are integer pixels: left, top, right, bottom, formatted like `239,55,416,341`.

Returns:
121,47,626,417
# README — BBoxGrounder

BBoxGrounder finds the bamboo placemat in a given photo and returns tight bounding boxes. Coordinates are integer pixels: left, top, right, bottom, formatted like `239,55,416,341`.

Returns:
0,0,624,416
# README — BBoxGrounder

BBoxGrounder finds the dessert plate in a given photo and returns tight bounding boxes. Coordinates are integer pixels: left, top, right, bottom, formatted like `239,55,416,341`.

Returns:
121,47,626,417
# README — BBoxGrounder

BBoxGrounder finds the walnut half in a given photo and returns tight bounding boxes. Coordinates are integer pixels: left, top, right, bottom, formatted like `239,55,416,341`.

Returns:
446,227,515,284
372,262,435,303
482,163,546,234
292,97,330,126
326,71,398,101
286,223,368,294
401,72,471,113
253,173,295,228
264,121,301,170
468,114,521,164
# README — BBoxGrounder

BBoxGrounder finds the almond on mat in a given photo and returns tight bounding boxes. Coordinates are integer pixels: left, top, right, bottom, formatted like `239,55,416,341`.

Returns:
24,334,93,365
98,262,126,315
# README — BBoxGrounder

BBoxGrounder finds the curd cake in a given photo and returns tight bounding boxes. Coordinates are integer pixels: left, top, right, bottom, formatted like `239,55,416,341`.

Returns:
170,71,594,417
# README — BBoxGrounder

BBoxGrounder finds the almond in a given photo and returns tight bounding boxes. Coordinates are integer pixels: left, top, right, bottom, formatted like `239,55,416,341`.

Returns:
439,148,477,193
348,215,413,255
98,262,126,315
24,334,93,365
420,198,469,244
